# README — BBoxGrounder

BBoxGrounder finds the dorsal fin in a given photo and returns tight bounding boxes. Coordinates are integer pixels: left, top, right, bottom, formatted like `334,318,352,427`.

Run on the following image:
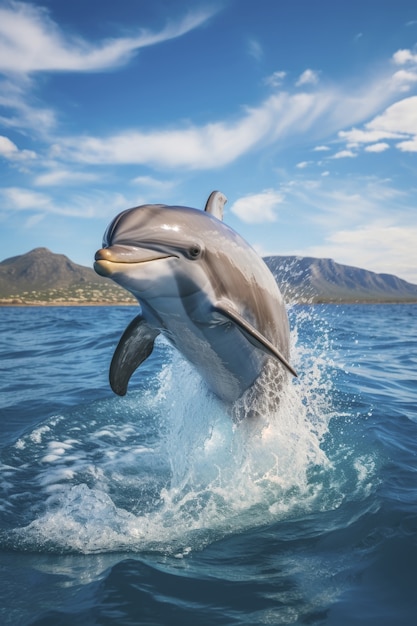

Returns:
204,191,227,221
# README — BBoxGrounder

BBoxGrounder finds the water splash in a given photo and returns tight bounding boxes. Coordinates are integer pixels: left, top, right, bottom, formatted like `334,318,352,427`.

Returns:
1,306,375,555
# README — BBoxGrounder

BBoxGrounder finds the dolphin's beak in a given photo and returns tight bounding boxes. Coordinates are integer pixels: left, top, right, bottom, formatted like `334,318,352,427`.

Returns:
94,254,114,277
94,245,173,277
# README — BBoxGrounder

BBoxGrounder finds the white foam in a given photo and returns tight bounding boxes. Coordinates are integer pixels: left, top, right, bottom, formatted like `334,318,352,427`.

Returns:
8,307,349,555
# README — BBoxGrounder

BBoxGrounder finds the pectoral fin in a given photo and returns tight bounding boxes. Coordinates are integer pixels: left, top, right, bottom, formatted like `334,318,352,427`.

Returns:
213,301,297,378
110,314,160,396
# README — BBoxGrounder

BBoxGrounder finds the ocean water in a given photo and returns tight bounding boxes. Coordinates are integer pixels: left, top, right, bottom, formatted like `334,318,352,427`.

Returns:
0,303,416,625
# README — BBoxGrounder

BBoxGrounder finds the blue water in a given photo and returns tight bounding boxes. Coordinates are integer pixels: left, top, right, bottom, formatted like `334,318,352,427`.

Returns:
1,304,416,625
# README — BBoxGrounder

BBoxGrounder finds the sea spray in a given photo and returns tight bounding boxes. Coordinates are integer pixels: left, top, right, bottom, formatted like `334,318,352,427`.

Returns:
2,306,366,555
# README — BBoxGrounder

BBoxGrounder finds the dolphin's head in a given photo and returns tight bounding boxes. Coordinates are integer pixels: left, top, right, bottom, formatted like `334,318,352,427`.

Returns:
94,204,210,299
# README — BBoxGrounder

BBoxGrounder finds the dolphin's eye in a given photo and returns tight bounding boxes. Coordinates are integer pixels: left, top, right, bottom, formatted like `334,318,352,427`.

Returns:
189,244,201,259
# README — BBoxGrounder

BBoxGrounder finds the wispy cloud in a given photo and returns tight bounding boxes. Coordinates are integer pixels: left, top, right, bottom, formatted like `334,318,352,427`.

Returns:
0,1,217,74
296,69,319,87
1,4,417,285
0,185,130,219
48,40,417,173
52,92,319,168
53,72,408,170
339,127,404,145
34,169,98,186
303,223,417,284
1,187,53,211
248,38,263,61
1,8,414,176
130,175,178,196
264,70,286,88
0,78,56,135
0,2,218,138
264,174,417,281
0,135,36,160
338,95,417,152
333,49,417,156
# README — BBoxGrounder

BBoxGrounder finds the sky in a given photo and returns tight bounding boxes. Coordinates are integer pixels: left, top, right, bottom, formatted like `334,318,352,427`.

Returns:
1,0,417,283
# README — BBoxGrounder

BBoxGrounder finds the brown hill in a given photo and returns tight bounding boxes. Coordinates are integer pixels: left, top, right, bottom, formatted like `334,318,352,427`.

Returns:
1,248,417,304
0,248,134,304
0,247,98,294
265,256,417,303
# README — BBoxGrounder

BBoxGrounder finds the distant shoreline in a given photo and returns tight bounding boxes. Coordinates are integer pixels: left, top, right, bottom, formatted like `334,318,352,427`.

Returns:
1,300,417,307
0,301,137,308
3,249,417,305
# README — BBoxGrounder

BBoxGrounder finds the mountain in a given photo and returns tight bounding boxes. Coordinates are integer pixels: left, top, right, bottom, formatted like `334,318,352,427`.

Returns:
264,256,417,303
0,248,135,304
0,247,97,292
0,248,417,305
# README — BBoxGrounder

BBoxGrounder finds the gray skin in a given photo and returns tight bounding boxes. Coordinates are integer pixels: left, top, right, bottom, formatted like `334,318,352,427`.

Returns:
94,191,296,405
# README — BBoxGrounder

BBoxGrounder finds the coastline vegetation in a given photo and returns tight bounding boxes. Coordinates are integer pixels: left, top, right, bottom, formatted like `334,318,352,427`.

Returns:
1,284,416,306
0,283,136,306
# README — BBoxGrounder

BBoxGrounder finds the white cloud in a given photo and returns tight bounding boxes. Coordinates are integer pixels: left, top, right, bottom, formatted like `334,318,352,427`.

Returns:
276,174,417,281
392,48,417,65
0,4,215,138
230,189,284,223
331,149,357,159
55,75,404,170
248,38,263,61
333,43,417,152
396,137,417,152
303,224,417,284
367,96,417,135
313,145,330,152
0,1,217,74
296,69,319,87
339,128,404,144
1,186,52,211
364,142,390,153
0,186,125,218
53,92,319,168
131,175,177,192
296,161,310,168
391,69,417,91
0,135,18,157
34,169,98,186
390,49,417,90
264,71,286,88
337,96,417,155
25,212,45,229
1,11,411,173
0,134,36,160
278,173,408,232
0,78,57,135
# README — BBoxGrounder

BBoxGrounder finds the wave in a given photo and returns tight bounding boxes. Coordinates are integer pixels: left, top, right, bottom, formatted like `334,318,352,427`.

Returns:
0,306,380,555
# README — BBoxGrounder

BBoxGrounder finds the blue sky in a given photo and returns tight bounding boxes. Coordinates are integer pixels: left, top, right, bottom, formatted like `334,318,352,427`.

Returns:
1,0,417,283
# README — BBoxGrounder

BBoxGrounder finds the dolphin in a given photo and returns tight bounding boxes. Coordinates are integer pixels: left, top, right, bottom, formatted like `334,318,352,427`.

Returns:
94,191,296,407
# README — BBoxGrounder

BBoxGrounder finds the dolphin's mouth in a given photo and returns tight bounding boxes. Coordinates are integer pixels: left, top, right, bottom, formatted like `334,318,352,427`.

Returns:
94,245,174,277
